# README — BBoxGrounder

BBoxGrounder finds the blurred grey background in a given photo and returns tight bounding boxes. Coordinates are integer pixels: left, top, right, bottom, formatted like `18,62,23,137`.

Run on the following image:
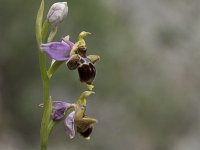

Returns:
1,0,200,150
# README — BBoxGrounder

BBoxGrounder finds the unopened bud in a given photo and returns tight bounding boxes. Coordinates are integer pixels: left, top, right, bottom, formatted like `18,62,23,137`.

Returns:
47,2,68,27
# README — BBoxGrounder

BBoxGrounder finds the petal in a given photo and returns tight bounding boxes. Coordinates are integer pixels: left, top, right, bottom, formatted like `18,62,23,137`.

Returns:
40,42,72,61
62,37,74,49
52,101,71,121
64,111,76,139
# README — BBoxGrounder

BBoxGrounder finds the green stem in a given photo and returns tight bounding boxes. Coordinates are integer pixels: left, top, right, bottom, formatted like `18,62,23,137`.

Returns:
39,51,51,150
39,26,58,150
36,0,52,150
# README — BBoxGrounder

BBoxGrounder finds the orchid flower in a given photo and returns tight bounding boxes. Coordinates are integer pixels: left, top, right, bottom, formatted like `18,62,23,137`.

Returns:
40,32,100,85
51,101,97,139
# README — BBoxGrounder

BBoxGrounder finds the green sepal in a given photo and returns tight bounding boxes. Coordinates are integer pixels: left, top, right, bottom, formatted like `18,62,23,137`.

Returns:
35,0,45,45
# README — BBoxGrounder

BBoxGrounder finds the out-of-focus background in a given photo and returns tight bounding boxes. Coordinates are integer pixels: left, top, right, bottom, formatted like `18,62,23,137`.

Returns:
1,0,200,150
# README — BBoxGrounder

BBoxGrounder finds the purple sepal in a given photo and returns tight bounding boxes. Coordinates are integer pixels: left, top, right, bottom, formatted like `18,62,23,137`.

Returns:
64,111,76,139
52,101,71,121
40,42,72,61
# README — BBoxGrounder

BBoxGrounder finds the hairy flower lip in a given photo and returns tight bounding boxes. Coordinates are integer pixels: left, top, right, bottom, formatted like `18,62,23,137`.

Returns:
78,63,96,85
77,125,93,138
66,54,97,84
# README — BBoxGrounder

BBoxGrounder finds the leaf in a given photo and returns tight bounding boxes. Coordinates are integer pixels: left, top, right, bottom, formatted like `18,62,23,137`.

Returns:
35,0,45,45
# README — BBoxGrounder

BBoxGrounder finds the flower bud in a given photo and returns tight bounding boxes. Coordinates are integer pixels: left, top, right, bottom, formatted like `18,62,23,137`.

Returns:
47,2,68,27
